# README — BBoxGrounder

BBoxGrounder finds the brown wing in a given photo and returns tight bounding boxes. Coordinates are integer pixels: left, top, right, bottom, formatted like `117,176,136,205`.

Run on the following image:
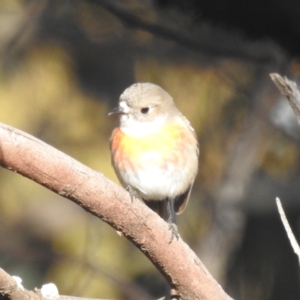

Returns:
173,116,199,214
174,182,194,215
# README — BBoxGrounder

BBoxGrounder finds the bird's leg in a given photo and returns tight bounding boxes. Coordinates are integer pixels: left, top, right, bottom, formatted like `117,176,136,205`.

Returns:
167,198,179,242
126,185,140,202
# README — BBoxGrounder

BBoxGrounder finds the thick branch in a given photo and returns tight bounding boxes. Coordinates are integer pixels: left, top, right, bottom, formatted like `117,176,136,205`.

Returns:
270,73,300,124
0,123,232,300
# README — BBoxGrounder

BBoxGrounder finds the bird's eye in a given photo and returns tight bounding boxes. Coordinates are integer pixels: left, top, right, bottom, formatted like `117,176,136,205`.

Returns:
141,107,150,114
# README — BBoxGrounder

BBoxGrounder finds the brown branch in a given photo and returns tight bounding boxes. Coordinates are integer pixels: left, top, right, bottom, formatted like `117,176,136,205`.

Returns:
0,123,233,300
0,268,39,300
0,268,110,300
270,73,300,124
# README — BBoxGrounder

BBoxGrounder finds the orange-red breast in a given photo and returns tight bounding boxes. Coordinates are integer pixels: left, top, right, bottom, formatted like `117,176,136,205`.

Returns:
109,83,199,239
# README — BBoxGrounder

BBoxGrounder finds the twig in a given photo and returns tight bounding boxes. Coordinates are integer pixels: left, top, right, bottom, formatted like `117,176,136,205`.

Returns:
0,268,111,300
275,198,300,264
270,73,300,125
271,74,300,264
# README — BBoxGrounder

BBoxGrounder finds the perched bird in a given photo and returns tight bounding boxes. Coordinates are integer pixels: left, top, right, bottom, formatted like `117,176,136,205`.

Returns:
109,83,199,240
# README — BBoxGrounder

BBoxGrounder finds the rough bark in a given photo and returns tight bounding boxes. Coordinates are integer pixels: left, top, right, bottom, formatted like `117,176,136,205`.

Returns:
270,73,300,124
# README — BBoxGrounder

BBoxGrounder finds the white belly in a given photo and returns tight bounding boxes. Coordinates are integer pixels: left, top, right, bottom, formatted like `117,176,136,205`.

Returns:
117,159,196,201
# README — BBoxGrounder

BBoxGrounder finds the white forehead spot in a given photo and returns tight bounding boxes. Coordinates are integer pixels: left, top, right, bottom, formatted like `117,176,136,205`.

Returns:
119,100,129,113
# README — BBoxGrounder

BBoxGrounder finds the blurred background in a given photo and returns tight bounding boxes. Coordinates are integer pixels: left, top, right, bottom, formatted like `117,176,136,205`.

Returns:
1,0,300,299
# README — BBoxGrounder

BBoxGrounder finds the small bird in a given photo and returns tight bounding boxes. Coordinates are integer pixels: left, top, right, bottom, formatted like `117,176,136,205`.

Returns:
109,83,199,240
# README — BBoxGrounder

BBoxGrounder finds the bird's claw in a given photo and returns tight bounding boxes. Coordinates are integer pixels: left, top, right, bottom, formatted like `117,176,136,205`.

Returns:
168,222,180,243
126,185,140,202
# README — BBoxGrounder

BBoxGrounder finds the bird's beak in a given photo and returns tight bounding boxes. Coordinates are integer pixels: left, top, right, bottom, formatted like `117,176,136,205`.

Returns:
108,107,123,116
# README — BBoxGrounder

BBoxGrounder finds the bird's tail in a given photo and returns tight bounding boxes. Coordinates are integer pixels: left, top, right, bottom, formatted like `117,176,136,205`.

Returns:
144,199,177,224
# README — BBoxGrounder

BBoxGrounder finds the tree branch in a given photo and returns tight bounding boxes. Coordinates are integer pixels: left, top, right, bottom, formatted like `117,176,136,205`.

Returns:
0,268,110,300
0,123,233,300
270,73,300,124
271,74,300,265
275,198,300,264
90,0,277,65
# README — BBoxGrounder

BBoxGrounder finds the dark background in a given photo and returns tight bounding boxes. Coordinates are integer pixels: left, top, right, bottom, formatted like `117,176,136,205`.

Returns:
1,0,300,299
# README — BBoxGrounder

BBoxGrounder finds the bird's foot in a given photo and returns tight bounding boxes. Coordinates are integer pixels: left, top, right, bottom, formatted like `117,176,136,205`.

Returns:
168,222,180,243
126,185,140,202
